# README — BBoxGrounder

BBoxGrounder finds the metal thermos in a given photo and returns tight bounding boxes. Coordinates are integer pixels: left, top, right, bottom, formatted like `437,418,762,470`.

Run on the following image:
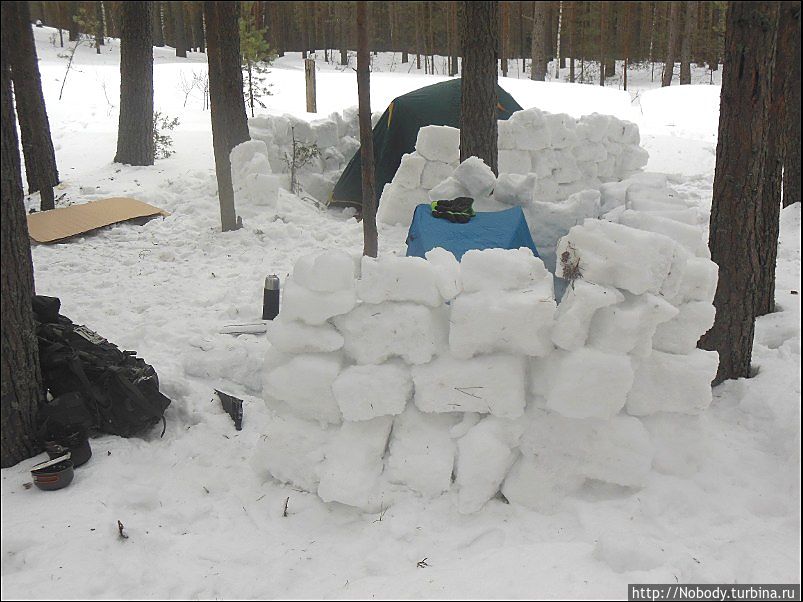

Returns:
262,275,280,320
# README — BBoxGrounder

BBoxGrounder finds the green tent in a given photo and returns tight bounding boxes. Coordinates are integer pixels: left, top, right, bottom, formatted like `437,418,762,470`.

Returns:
330,79,523,208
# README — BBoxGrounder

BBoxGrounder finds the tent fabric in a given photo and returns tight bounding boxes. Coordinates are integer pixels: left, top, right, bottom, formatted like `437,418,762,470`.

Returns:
405,204,539,261
331,79,523,208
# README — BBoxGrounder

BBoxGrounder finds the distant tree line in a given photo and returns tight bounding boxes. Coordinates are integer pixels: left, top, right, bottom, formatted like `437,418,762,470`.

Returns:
28,1,727,83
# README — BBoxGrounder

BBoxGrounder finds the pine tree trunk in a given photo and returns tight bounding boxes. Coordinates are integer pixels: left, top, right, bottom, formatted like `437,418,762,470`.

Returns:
6,1,59,211
460,1,499,175
172,1,188,57
1,30,43,468
755,1,798,316
699,1,780,384
194,2,205,53
500,0,508,77
783,3,801,209
95,1,105,50
204,1,250,232
662,1,680,86
68,1,79,41
567,0,575,82
152,1,165,46
114,1,154,166
599,2,607,85
530,1,547,80
356,1,377,258
679,0,694,84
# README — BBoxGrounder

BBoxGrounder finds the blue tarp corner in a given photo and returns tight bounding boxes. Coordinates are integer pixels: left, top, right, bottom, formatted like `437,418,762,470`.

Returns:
405,204,539,261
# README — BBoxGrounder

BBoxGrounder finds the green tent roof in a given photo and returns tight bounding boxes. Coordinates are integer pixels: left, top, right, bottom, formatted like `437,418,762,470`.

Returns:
331,78,523,208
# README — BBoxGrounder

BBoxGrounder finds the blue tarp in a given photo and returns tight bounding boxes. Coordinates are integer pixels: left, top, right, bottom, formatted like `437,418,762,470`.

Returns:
405,204,539,261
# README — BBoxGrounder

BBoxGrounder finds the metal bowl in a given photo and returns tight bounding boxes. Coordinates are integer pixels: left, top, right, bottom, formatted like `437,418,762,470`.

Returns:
31,454,75,491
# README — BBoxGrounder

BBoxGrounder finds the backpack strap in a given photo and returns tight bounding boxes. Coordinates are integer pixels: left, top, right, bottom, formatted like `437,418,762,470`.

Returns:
107,366,167,437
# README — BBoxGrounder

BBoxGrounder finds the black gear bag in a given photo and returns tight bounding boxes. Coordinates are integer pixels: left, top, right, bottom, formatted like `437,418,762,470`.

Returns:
34,296,171,438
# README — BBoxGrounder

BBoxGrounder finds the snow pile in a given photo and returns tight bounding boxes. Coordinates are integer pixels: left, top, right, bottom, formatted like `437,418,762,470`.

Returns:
257,206,719,512
377,108,649,235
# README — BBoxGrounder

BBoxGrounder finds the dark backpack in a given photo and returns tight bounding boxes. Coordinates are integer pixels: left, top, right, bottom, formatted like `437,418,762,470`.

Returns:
34,296,171,438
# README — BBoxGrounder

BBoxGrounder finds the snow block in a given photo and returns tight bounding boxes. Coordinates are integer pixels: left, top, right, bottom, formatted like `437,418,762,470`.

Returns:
449,289,556,359
502,454,585,512
618,210,707,257
428,175,471,202
264,353,343,425
652,301,716,354
586,293,679,357
267,318,344,354
413,353,527,418
493,173,536,206
230,140,278,215
576,113,610,143
546,348,634,419
498,149,533,175
453,156,497,198
416,125,460,164
425,247,462,301
253,412,330,492
460,247,553,294
394,153,427,189
378,182,428,226
530,149,560,179
293,250,357,293
455,417,522,513
334,302,446,365
280,278,357,325
556,219,679,295
317,416,394,509
357,255,442,307
618,146,650,172
332,361,412,421
671,256,719,304
387,406,458,497
544,113,578,149
626,349,719,416
552,280,624,351
421,160,456,189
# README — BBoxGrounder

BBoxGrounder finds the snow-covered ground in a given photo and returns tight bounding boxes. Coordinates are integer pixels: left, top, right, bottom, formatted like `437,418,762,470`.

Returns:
1,28,799,599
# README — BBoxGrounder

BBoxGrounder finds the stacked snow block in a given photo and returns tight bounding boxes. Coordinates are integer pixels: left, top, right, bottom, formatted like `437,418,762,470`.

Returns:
377,108,649,230
257,199,719,513
248,107,380,203
229,140,288,220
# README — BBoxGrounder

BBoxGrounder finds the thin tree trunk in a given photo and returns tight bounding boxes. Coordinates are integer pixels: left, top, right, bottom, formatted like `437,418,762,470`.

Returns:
599,1,607,85
6,0,59,210
460,1,499,175
554,0,563,80
500,0,508,76
531,1,547,80
623,1,630,91
662,1,680,86
204,1,250,232
172,1,188,57
114,1,154,166
68,1,79,41
755,1,798,316
1,24,43,468
152,1,165,47
699,1,780,384
783,3,800,209
95,1,104,52
356,1,376,258
680,1,695,84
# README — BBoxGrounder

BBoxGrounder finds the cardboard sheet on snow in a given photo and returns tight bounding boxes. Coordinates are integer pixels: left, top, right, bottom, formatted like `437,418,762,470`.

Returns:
27,197,169,244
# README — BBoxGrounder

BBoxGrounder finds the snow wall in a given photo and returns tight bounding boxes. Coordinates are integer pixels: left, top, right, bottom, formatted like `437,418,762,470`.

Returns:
254,168,720,513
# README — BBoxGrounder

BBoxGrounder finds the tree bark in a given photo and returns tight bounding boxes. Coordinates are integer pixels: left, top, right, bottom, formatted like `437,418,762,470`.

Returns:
755,1,798,316
1,27,43,468
460,1,499,175
95,1,105,51
5,1,59,210
114,1,154,166
599,1,607,85
68,1,79,41
662,1,680,86
356,1,377,258
783,2,801,209
172,1,188,57
530,1,547,81
204,1,250,232
699,1,780,384
679,0,695,84
152,1,165,47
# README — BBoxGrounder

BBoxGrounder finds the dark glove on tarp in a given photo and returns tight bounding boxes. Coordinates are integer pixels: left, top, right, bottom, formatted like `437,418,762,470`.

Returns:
431,197,476,223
